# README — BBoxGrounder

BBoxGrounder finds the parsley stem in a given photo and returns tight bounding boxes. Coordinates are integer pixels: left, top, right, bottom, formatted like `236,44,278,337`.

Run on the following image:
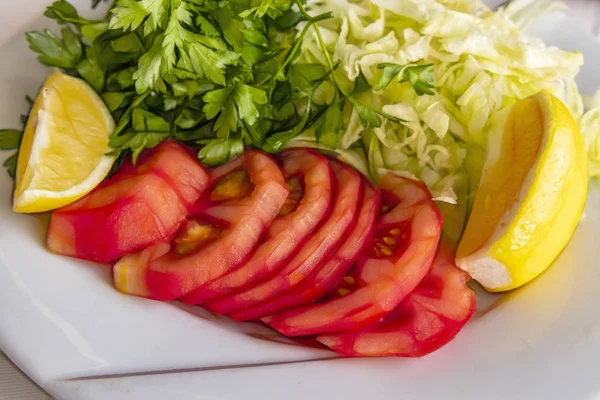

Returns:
310,12,362,109
295,0,354,105
294,0,314,21
267,11,333,85
294,1,338,84
312,27,337,82
296,0,403,126
273,22,312,82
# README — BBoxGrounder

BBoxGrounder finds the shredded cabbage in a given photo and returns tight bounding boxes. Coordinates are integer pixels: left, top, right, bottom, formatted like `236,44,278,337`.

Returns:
286,0,595,206
581,91,600,178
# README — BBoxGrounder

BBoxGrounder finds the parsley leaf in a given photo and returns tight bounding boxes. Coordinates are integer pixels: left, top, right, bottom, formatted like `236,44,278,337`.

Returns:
131,108,170,132
27,28,82,68
273,8,306,29
214,7,245,52
0,130,23,150
111,33,144,53
162,0,194,68
171,80,214,99
109,0,149,32
45,0,92,25
159,1,238,87
179,42,238,86
112,92,152,135
110,0,168,35
240,0,292,19
81,22,110,42
353,70,371,94
404,64,435,96
4,0,383,177
376,63,402,91
77,45,106,92
289,64,327,98
316,100,344,149
133,34,166,93
3,153,17,178
198,138,244,166
107,66,136,90
202,86,235,137
233,84,268,126
376,63,435,95
175,108,204,129
203,83,268,138
109,131,168,163
352,102,382,128
196,15,219,37
102,91,135,112
263,99,316,153
244,29,269,48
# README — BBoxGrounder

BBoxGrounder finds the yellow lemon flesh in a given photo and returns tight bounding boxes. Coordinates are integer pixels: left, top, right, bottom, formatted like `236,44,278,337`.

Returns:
14,70,115,213
456,90,589,292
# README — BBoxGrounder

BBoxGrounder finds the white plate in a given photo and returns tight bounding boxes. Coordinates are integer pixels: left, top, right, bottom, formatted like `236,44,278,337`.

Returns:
1,2,600,399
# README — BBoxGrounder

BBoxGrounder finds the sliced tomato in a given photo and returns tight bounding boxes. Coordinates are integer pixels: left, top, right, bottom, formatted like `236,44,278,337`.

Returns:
179,149,334,305
207,160,363,319
113,241,171,297
47,141,209,262
113,150,288,301
317,244,476,357
228,181,380,320
263,173,443,336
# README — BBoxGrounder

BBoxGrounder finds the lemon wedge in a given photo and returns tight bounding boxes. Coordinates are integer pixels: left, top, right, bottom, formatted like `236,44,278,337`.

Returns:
14,70,115,213
456,90,589,292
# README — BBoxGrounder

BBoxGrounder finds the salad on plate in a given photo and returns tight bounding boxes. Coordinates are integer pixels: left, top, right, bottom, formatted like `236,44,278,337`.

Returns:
0,0,597,358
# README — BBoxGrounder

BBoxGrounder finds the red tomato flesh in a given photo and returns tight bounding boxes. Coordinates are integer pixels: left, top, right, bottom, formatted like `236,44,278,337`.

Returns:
47,141,209,262
317,244,476,357
113,150,288,301
263,173,443,336
179,149,334,305
207,160,363,318
233,181,380,320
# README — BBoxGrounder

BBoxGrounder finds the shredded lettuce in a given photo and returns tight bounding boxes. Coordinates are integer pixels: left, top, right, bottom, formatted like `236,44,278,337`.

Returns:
286,0,590,206
581,90,600,178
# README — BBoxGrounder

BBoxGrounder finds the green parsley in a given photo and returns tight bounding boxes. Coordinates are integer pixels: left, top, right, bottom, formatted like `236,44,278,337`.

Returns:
376,63,435,95
0,130,23,150
1,0,407,176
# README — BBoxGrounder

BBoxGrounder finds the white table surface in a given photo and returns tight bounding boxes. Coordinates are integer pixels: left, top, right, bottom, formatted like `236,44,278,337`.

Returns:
0,352,50,399
1,0,599,399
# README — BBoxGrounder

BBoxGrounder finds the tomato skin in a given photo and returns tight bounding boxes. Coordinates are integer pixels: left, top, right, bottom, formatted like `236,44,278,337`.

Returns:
132,142,207,209
47,141,209,262
207,160,363,318
263,173,443,337
115,150,289,301
179,149,334,305
317,244,476,357
233,182,381,321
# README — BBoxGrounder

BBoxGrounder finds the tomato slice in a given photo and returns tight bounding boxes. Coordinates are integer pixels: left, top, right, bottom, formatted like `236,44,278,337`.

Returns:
317,244,476,357
179,149,334,305
113,150,288,301
263,173,443,336
47,141,209,262
207,160,363,318
228,181,380,320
